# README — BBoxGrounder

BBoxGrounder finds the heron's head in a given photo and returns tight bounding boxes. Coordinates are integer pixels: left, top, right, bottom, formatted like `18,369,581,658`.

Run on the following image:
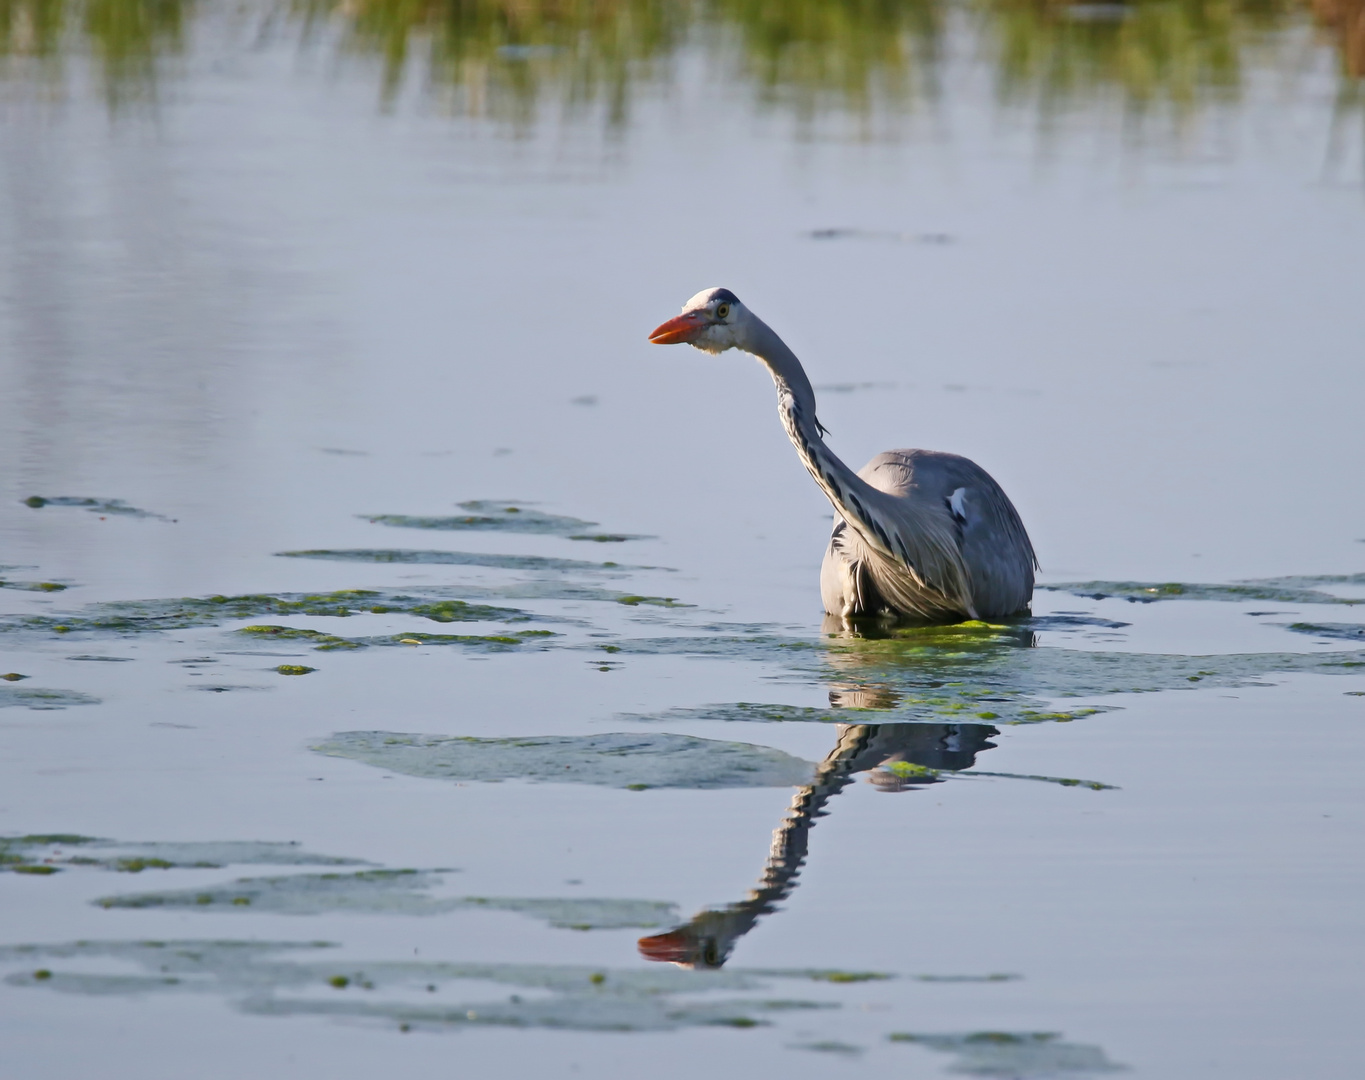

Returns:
637,920,734,970
648,287,749,355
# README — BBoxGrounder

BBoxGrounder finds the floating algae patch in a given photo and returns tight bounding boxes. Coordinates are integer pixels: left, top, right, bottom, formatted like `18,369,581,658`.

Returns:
789,1040,864,1055
276,549,649,572
595,621,1035,669
1,940,838,1034
568,533,653,543
249,992,816,1032
236,626,359,650
590,634,822,665
0,589,535,643
0,939,341,998
622,701,1111,729
452,896,679,930
0,836,364,873
98,870,679,929
0,578,68,592
0,685,100,710
1025,614,1130,631
887,1031,1125,1075
98,869,453,914
237,626,556,652
1046,574,1365,606
609,624,1365,726
952,770,1117,791
362,500,597,535
476,581,689,605
1281,622,1365,642
313,731,816,790
22,496,172,521
620,702,849,725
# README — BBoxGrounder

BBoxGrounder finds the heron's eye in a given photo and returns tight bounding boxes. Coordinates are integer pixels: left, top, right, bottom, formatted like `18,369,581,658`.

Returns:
716,303,730,320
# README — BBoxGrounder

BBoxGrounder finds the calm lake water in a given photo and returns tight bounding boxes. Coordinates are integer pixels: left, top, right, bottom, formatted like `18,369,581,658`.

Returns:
2,2,1364,1077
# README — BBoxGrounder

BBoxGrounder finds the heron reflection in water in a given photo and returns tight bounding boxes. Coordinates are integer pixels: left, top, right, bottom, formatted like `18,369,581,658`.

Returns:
638,711,998,970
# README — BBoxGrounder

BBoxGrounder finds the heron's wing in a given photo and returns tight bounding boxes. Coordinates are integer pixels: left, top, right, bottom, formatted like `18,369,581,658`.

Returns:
854,450,1036,618
953,472,1037,616
830,485,975,619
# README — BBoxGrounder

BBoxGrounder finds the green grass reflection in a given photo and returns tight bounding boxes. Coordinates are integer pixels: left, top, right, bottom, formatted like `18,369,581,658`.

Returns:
292,0,686,121
0,0,187,102
0,0,1359,115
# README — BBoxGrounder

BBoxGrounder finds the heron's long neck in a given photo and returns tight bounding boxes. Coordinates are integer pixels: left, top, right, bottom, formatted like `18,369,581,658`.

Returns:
745,320,896,559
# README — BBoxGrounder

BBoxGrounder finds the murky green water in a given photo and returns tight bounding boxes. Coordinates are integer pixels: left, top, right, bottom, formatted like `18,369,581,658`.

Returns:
2,2,1363,1077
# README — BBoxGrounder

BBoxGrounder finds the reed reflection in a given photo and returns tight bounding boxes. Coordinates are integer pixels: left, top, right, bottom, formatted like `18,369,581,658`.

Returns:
637,717,998,969
0,0,187,101
1,0,1358,115
291,0,685,119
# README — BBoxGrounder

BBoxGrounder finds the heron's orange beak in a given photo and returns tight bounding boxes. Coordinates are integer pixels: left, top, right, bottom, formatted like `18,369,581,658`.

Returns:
648,311,706,345
637,929,692,963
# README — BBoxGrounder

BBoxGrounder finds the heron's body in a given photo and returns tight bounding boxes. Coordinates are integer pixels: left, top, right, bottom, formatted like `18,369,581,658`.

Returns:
650,288,1037,623
820,449,1034,621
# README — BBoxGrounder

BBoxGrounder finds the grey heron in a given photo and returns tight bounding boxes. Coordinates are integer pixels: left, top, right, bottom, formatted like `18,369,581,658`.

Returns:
650,287,1037,622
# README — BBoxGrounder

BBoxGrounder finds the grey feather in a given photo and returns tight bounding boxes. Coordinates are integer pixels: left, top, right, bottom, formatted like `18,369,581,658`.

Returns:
820,450,1036,621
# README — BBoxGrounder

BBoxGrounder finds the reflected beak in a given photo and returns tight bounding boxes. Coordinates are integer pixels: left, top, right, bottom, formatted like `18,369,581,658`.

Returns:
648,311,707,345
637,929,692,963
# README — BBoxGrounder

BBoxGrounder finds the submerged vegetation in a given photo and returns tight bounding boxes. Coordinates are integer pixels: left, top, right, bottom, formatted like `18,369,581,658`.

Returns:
313,730,819,789
0,0,1358,118
0,836,363,873
2,573,1359,714
362,501,599,535
0,684,100,709
0,588,534,643
1047,573,1365,606
97,869,683,928
277,548,651,571
240,624,556,651
888,1030,1125,1074
0,578,67,592
0,938,867,1032
611,616,1365,727
20,496,171,521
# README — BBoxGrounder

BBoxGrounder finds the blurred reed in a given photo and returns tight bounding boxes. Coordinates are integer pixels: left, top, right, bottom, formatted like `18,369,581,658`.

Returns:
0,0,186,102
0,0,1358,117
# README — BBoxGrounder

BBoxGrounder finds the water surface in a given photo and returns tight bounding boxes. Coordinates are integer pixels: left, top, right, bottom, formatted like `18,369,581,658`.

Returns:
1,2,1363,1077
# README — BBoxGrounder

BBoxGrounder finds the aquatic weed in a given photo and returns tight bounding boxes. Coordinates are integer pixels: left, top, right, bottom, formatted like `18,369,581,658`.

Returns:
0,590,533,643
313,731,816,790
21,496,172,521
361,501,595,535
1046,575,1365,606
